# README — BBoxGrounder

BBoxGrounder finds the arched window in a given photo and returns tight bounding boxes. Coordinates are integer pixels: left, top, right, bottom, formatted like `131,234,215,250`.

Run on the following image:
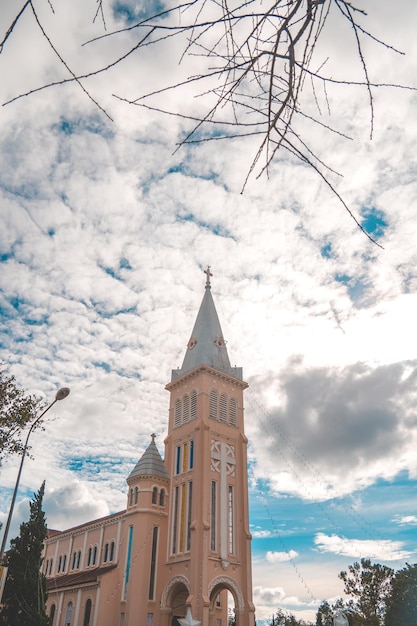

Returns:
110,541,115,561
87,547,92,566
209,390,218,419
50,603,56,625
129,488,134,506
49,558,53,575
228,485,234,554
83,598,91,626
152,487,158,504
189,440,194,470
92,546,97,565
175,446,181,475
104,543,109,563
211,481,217,551
83,599,92,626
183,394,190,423
229,398,237,426
190,389,197,420
77,551,81,569
174,399,181,427
219,394,227,422
134,486,139,504
63,554,67,572
159,488,165,507
58,555,62,573
72,551,77,570
65,601,73,626
45,558,49,575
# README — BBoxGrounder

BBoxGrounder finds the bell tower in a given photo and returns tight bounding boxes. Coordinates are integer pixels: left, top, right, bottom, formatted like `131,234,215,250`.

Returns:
161,268,255,626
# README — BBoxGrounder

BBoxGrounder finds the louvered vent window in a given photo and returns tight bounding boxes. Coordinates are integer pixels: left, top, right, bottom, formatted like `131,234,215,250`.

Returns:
209,390,218,419
229,398,237,426
174,399,181,428
183,394,190,423
219,394,227,422
190,389,197,420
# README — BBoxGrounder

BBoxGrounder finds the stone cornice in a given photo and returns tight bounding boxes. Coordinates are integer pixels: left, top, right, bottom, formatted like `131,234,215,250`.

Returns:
166,364,248,391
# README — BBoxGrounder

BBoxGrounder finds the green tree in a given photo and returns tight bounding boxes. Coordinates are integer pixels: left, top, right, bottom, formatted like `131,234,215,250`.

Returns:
316,598,350,626
0,368,43,466
316,600,334,626
269,608,313,625
0,482,50,626
339,559,393,626
385,563,417,626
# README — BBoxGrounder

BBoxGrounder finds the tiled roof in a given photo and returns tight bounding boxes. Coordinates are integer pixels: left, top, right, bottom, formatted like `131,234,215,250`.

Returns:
128,438,169,480
47,564,117,591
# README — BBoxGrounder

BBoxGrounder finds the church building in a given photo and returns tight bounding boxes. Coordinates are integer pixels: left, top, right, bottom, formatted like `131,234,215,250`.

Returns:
43,269,255,626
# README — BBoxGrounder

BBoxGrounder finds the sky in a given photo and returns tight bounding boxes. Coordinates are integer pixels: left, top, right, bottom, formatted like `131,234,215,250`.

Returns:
0,0,417,623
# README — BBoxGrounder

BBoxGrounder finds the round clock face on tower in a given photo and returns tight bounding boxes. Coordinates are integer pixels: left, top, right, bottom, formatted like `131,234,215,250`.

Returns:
187,337,197,350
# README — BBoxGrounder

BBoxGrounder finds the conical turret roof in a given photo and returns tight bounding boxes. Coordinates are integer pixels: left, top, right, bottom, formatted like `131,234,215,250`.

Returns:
128,435,169,480
171,267,242,381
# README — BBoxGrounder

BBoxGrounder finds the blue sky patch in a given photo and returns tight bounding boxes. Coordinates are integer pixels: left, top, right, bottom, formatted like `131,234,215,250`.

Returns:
119,257,132,270
23,314,49,326
93,361,111,373
176,212,235,240
321,243,332,259
55,116,114,139
112,0,166,24
64,455,125,478
335,274,366,303
361,206,388,239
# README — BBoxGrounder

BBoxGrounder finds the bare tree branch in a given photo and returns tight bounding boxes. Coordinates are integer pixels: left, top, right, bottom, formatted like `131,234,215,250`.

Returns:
1,0,415,244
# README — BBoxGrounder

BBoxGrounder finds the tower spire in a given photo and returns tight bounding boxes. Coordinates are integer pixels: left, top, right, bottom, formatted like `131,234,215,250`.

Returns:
171,268,243,381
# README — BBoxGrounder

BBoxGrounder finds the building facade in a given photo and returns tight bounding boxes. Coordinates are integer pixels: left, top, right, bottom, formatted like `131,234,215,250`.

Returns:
44,271,255,626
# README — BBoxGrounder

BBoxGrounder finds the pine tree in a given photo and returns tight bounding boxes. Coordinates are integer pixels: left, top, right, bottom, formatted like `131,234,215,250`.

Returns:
339,559,393,625
0,482,50,626
385,563,417,626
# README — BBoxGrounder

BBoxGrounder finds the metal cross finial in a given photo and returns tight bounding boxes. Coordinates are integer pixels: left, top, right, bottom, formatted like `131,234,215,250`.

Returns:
151,433,156,442
204,265,213,288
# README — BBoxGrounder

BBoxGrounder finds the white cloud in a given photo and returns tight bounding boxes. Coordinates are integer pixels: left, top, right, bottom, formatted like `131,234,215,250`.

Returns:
251,528,272,539
1,0,417,614
253,585,286,605
44,482,110,530
253,585,318,624
393,515,417,526
249,359,417,500
314,532,413,561
266,550,298,563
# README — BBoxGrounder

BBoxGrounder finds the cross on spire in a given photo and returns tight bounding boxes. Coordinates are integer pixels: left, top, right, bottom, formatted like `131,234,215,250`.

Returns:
151,433,156,442
204,265,213,289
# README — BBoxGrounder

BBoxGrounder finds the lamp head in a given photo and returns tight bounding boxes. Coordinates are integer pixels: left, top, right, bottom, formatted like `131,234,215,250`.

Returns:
55,387,70,401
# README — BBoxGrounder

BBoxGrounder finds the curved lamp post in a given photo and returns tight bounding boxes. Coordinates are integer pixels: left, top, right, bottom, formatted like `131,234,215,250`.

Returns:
0,387,70,562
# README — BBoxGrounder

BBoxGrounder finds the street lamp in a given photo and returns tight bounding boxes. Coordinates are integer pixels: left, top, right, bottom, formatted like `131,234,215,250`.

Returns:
0,387,70,562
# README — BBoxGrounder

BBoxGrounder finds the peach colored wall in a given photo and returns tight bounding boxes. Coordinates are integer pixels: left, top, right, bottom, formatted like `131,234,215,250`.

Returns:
44,362,254,626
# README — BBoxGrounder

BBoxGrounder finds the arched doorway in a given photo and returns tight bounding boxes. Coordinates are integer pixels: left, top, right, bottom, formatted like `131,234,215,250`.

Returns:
171,586,188,625
209,580,241,626
161,576,190,625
